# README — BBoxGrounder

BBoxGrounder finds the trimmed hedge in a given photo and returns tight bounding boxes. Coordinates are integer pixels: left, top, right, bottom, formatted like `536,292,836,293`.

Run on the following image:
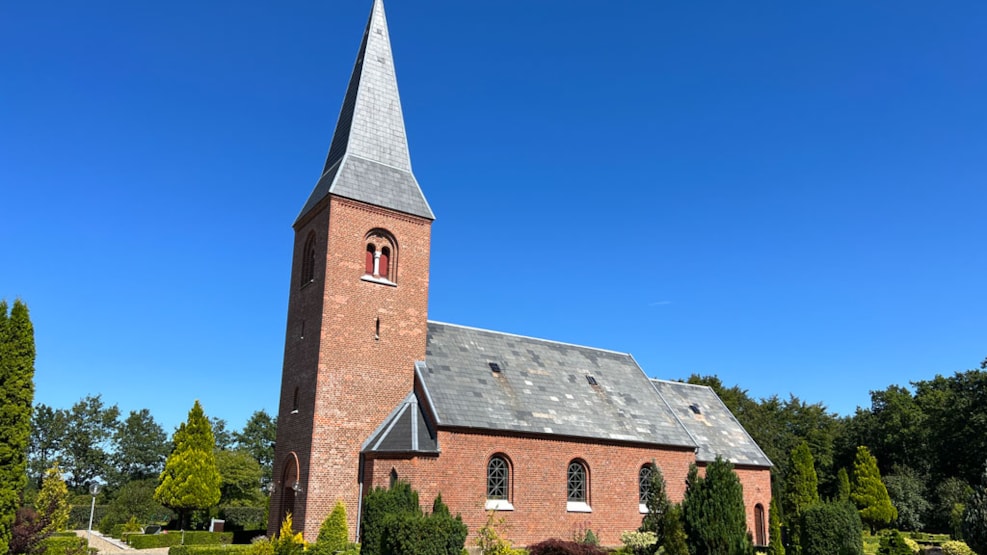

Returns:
800,501,863,555
128,531,234,549
381,511,466,555
169,545,254,555
526,539,607,555
42,535,89,555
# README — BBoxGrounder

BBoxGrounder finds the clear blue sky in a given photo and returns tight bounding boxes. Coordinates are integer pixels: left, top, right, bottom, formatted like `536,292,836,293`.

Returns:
2,1,985,434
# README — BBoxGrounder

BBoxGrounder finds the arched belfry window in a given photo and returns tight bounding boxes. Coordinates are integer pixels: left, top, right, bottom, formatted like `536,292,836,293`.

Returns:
301,232,317,286
485,454,513,510
362,229,397,284
567,459,591,512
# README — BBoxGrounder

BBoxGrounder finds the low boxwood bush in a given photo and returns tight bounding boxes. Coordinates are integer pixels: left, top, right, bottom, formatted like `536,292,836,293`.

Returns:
42,535,88,555
526,539,607,555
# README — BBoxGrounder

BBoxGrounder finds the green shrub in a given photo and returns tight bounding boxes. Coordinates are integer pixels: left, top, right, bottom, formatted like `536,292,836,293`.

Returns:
941,540,975,555
475,513,524,555
381,510,467,555
249,536,275,555
167,545,253,555
68,505,108,530
800,501,863,555
360,482,420,555
619,530,657,553
877,531,915,555
526,539,607,555
311,501,349,555
41,535,88,555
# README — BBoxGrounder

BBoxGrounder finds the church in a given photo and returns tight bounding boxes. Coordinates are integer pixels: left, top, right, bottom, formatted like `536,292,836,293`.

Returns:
267,0,772,547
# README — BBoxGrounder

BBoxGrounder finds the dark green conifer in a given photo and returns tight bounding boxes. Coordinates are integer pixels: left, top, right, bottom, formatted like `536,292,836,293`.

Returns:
682,458,753,555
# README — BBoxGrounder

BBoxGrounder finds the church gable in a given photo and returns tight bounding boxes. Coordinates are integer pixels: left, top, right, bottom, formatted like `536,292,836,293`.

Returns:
418,321,696,448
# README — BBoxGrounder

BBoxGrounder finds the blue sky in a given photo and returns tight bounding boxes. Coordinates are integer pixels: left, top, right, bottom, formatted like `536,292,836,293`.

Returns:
2,1,985,434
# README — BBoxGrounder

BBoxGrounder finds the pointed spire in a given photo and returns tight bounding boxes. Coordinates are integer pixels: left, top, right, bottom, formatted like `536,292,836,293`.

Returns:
297,0,433,222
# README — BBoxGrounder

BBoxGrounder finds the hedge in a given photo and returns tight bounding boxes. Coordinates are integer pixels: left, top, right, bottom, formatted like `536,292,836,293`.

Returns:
42,535,89,555
526,539,607,555
128,531,234,549
169,545,254,555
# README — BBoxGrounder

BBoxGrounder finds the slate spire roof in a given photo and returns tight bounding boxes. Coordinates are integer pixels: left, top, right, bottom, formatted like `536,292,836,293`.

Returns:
297,0,434,222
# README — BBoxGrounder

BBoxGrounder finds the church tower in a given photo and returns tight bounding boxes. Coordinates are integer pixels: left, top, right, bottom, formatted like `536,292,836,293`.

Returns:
269,0,433,541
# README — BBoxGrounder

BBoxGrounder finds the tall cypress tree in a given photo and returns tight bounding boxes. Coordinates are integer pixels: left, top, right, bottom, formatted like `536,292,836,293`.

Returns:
851,446,897,533
155,400,221,529
0,300,36,555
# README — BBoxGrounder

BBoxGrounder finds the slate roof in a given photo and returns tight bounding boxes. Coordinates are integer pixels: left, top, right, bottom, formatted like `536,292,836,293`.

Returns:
362,392,439,455
416,322,697,448
297,0,433,223
650,380,773,468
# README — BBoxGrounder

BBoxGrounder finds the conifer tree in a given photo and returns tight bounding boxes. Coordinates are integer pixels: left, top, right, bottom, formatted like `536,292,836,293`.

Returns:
154,400,221,528
0,300,36,555
784,442,820,555
34,464,69,535
662,504,690,555
769,497,784,555
850,446,897,533
640,463,671,549
682,459,753,555
837,468,852,502
312,501,348,555
963,461,987,555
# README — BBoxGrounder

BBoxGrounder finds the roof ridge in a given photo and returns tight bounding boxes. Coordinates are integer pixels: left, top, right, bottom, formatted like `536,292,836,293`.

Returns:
426,320,633,357
650,378,713,390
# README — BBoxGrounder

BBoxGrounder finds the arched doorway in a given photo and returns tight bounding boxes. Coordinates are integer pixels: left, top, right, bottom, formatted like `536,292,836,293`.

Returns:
277,453,300,528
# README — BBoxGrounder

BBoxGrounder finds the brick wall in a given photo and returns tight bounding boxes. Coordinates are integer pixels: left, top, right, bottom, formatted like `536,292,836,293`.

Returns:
270,195,432,541
366,430,698,547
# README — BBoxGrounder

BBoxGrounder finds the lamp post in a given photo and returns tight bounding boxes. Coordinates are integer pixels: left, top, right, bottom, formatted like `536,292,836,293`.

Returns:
87,483,101,550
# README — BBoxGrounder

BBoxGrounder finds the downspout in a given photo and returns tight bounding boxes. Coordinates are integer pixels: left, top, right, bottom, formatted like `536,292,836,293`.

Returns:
356,453,365,543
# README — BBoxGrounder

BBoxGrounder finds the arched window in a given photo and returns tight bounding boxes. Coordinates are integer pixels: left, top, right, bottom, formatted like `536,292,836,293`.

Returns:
379,247,390,279
485,455,513,510
301,232,317,285
639,463,656,504
754,503,766,546
567,460,590,512
365,244,376,275
389,468,398,488
362,229,398,284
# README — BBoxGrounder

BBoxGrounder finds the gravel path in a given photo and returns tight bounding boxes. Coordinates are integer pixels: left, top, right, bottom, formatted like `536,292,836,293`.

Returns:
73,531,170,555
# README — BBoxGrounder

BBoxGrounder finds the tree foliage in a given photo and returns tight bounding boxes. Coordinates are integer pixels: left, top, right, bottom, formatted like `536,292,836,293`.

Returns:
851,446,896,533
769,497,784,555
27,405,66,490
883,465,930,531
783,442,820,555
215,450,263,507
111,409,169,486
963,462,987,555
34,465,68,535
0,300,36,555
61,395,119,489
360,481,420,555
233,410,276,489
154,400,221,528
681,459,753,555
837,468,851,502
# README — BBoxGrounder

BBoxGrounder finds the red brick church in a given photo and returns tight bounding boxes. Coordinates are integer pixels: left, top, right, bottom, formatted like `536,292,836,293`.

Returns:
268,0,772,547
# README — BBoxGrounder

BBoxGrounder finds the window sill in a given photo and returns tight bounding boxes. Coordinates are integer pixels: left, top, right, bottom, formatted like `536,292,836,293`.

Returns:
566,501,592,513
361,275,396,287
485,499,514,511
639,503,648,514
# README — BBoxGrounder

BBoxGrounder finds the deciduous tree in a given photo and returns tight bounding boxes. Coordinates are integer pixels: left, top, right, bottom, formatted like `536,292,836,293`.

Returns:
233,411,277,489
0,300,36,555
27,405,66,490
111,409,169,486
963,461,987,555
215,450,263,507
61,395,119,489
